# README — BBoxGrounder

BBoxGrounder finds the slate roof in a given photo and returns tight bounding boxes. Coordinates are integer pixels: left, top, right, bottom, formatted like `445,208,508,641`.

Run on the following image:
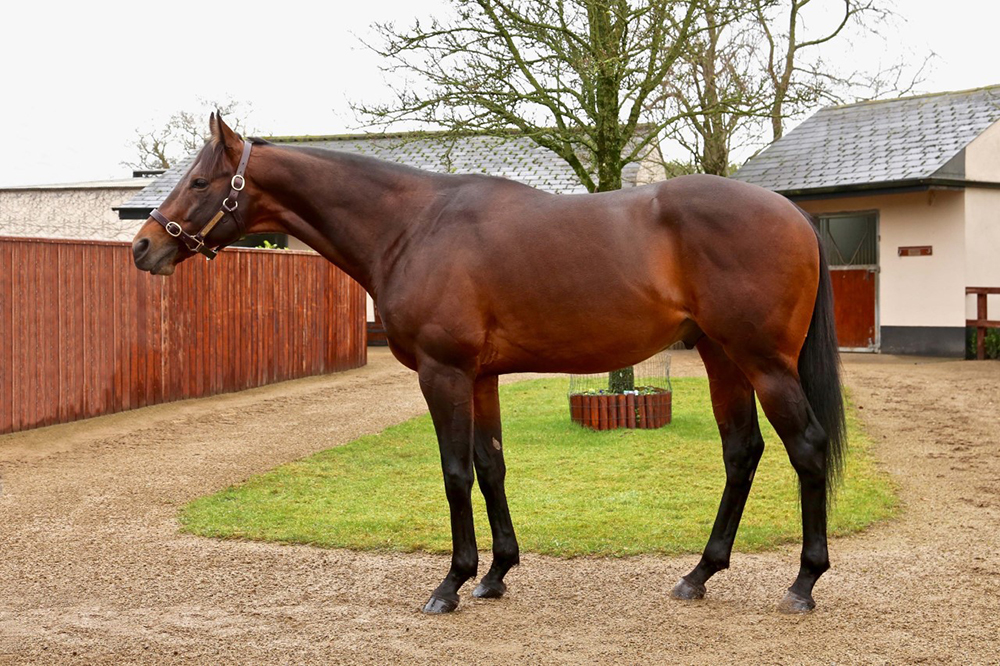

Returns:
117,131,651,214
732,86,1000,195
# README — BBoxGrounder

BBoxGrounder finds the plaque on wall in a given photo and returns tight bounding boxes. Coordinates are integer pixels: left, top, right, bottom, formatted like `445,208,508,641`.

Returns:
898,246,932,257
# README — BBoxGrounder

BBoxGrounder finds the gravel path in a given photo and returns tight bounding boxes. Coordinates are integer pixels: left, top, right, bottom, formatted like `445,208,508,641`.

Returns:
0,349,997,664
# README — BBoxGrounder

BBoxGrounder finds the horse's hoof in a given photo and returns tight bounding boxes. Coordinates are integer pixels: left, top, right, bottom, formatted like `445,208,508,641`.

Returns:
422,595,460,614
670,577,706,600
472,579,507,599
777,590,816,614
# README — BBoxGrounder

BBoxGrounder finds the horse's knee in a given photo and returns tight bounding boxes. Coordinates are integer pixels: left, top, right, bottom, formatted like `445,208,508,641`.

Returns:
441,465,474,500
476,459,506,490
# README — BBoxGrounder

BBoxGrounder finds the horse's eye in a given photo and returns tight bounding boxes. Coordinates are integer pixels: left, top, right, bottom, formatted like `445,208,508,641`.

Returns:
191,178,209,190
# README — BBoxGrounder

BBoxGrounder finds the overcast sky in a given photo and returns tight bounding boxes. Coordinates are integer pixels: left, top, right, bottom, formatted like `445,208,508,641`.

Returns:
1,0,996,187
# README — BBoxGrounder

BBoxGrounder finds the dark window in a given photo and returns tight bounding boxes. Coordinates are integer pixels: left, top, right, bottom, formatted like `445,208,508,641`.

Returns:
817,213,877,267
231,233,290,249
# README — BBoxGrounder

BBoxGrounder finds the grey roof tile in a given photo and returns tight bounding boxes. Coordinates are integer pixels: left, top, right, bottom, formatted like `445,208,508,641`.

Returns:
733,86,1000,193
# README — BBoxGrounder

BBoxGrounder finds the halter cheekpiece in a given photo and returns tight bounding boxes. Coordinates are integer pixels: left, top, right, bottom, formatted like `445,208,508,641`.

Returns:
149,139,254,260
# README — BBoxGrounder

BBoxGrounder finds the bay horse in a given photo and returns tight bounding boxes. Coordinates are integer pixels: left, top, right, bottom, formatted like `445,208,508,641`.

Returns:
132,114,845,615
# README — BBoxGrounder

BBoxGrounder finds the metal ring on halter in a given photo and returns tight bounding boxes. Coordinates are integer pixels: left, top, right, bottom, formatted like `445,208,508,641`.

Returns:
165,221,183,237
222,198,238,212
231,174,245,191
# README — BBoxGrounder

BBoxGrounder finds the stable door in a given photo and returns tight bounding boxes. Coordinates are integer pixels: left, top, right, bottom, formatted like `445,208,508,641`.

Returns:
817,212,879,352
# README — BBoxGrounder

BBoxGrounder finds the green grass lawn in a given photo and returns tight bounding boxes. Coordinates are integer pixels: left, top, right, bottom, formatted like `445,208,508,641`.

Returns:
180,378,897,557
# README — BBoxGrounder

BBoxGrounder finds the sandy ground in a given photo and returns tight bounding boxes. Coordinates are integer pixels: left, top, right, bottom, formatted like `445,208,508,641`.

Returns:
0,348,998,664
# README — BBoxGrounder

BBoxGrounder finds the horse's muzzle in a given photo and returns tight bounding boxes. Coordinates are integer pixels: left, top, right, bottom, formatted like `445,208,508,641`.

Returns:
132,235,178,275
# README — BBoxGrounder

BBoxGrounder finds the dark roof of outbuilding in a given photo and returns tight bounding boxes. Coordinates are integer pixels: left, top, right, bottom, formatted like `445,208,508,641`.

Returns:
117,130,652,214
732,85,1000,196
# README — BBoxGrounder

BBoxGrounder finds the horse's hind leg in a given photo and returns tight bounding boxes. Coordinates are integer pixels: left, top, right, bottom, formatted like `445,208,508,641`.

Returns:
471,375,520,599
672,338,765,601
744,360,831,613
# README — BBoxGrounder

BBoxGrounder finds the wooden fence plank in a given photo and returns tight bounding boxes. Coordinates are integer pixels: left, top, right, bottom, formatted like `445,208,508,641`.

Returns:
0,242,13,433
113,247,126,414
11,249,21,432
25,248,40,428
42,243,59,426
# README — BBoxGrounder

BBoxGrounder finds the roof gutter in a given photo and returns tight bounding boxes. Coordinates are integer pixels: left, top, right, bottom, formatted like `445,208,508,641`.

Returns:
780,177,1000,201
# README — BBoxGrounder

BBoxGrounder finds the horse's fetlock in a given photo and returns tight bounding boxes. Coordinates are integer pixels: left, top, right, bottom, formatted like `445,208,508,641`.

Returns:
494,542,520,567
801,547,830,575
702,547,730,573
452,554,479,579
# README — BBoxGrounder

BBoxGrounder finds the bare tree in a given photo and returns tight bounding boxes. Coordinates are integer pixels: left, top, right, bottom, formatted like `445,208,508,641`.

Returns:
657,0,930,175
124,98,255,170
657,0,768,175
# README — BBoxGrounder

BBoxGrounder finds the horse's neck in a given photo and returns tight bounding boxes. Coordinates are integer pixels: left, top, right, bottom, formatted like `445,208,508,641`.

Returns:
256,145,428,295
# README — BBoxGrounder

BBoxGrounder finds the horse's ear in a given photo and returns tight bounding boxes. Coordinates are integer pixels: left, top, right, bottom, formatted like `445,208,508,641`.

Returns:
209,111,241,153
209,111,221,145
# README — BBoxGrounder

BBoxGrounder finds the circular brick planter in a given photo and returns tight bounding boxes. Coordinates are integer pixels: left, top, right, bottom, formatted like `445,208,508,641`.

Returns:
569,388,672,431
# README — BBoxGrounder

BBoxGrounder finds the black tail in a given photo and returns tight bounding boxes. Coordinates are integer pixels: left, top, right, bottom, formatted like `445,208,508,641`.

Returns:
798,218,847,495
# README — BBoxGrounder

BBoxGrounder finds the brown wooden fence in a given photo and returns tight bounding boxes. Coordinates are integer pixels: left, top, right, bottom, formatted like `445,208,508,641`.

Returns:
0,236,367,434
967,286,1000,360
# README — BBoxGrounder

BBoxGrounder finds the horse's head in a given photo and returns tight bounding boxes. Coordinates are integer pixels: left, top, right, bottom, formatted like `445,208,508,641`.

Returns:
132,113,260,275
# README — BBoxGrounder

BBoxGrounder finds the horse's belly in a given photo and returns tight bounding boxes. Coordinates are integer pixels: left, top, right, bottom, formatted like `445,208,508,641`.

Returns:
483,302,689,374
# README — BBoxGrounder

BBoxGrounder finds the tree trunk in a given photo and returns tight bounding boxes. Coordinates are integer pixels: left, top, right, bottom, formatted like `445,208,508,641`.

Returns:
609,367,635,393
770,103,784,141
699,4,730,177
597,160,634,392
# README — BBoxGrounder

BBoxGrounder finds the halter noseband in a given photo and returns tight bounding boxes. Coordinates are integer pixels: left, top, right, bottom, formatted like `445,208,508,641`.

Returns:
149,139,254,260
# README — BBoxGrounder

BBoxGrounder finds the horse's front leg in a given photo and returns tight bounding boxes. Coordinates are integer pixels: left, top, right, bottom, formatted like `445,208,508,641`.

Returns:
471,375,519,599
418,360,478,614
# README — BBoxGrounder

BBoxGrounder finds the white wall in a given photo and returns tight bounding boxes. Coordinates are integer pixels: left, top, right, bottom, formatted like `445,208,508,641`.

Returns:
285,236,313,252
0,184,146,241
964,119,1000,182
964,188,1000,319
800,190,967,329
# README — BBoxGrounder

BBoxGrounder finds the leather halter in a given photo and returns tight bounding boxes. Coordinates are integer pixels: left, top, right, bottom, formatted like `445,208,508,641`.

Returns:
149,139,253,260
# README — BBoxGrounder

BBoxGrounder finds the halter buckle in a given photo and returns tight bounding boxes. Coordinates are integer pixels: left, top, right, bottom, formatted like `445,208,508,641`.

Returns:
231,174,246,191
165,221,183,237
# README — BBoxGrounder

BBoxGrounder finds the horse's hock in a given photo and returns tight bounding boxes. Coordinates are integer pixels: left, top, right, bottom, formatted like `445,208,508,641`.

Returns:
568,352,672,431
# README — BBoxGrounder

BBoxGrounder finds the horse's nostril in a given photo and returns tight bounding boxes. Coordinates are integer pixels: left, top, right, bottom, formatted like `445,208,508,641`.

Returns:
133,237,150,261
